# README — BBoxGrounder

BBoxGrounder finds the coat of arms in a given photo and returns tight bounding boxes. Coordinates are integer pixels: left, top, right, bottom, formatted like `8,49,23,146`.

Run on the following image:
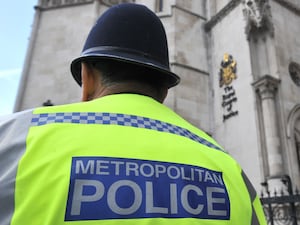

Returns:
219,53,237,87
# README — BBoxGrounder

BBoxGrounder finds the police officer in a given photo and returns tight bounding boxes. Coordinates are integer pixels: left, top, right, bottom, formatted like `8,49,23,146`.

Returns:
0,3,266,225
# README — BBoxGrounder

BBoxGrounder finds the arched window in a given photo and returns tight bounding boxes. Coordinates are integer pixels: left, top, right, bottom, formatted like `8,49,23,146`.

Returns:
287,105,300,187
295,119,300,170
155,0,163,12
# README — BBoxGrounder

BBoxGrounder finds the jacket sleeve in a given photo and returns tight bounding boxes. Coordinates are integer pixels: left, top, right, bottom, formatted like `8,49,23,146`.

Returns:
242,171,267,225
0,110,33,225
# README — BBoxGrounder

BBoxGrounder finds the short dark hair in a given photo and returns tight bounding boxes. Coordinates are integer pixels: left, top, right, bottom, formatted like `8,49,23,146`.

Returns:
85,59,169,89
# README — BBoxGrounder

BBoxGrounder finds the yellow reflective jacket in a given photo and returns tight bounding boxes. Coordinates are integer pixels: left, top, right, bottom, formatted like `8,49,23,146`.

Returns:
0,94,266,225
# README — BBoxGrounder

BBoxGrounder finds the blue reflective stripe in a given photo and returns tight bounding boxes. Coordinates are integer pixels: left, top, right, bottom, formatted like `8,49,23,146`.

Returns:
31,112,223,151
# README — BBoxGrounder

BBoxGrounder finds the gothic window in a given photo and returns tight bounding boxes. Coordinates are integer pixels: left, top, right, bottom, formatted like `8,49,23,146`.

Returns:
286,106,300,186
295,119,300,170
155,0,163,13
289,62,300,87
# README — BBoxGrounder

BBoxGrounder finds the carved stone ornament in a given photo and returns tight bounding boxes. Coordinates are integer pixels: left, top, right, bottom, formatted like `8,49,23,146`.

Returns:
252,75,280,100
100,0,135,6
242,0,274,38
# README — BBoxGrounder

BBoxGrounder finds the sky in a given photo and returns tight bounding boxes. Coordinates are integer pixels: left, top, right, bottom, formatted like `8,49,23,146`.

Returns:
0,1,37,116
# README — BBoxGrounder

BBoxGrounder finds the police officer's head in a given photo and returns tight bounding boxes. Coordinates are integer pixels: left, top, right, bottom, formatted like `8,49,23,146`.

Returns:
70,3,180,102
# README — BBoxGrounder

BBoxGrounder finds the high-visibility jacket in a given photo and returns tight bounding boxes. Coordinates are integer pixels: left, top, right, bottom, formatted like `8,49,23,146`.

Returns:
0,94,266,225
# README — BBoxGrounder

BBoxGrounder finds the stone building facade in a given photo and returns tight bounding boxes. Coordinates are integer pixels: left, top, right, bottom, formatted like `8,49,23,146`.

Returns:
14,0,300,191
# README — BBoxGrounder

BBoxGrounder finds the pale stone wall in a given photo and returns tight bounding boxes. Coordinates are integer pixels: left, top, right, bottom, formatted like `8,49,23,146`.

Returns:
136,0,211,132
215,0,233,13
16,3,95,110
271,1,300,112
208,3,263,188
165,4,210,131
271,0,300,187
168,66,210,131
175,0,205,16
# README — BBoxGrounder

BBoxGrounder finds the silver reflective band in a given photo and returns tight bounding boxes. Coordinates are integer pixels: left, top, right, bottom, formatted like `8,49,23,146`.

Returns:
71,179,105,215
107,180,142,215
0,110,33,225
31,112,223,151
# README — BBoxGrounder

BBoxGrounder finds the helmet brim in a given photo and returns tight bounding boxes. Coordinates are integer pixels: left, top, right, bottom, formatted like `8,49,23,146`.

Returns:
70,48,180,89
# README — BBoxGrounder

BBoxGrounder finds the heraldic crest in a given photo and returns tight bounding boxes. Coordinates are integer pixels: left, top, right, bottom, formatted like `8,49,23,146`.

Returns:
219,53,237,87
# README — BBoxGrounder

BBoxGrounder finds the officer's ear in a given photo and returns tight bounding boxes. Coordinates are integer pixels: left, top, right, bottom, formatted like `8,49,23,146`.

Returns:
81,62,98,102
160,88,168,103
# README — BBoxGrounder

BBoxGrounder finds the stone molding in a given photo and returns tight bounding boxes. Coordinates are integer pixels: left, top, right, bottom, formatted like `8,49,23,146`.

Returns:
252,75,280,100
273,0,300,16
36,0,94,10
203,0,296,38
242,0,274,39
171,62,209,75
100,0,135,7
173,5,206,20
204,0,241,32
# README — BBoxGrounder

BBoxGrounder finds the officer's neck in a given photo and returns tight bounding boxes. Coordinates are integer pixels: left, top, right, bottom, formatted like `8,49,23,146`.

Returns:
86,81,167,103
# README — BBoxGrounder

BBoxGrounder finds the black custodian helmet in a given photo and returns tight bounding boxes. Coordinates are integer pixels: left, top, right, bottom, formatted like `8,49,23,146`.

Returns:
70,3,180,88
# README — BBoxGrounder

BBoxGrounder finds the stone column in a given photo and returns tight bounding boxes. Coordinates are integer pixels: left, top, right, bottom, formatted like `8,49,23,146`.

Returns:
253,75,283,177
14,4,42,112
244,1,286,192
